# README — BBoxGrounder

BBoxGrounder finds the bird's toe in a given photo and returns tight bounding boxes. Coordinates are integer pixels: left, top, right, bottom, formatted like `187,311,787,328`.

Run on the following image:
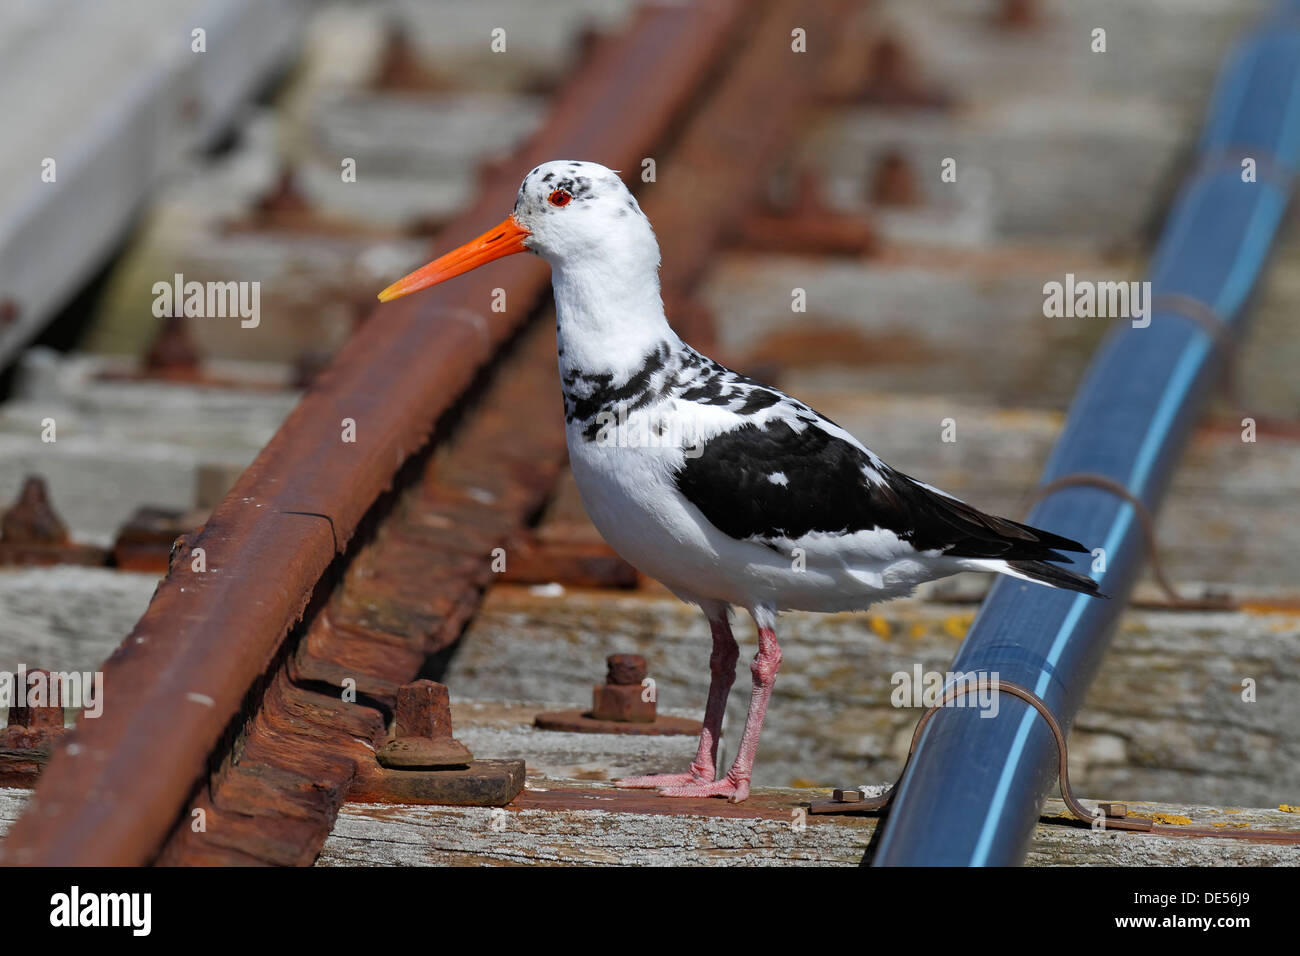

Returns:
656,777,748,801
615,770,711,789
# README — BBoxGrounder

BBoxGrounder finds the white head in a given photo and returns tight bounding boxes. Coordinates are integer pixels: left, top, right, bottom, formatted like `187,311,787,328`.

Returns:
512,161,659,274
378,160,661,305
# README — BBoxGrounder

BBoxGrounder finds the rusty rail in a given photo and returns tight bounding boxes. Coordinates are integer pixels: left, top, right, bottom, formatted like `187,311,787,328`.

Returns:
1,0,750,866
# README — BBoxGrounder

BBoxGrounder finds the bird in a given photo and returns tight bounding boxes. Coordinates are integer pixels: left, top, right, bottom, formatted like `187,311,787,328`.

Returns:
378,160,1104,803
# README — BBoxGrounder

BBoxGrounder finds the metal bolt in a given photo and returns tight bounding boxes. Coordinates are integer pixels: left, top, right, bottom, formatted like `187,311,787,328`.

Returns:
995,0,1038,30
737,166,877,258
593,654,655,723
1098,802,1128,818
376,680,473,769
864,36,912,103
1,477,69,545
373,31,445,92
870,150,921,207
858,34,951,109
833,788,863,803
144,314,200,379
395,680,453,738
1,669,66,749
606,653,647,686
256,168,311,218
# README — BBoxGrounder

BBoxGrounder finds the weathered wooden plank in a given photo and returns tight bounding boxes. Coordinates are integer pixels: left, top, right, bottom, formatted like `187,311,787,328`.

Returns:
703,248,1118,409
385,0,639,91
0,0,306,367
9,774,1294,866
320,788,870,867
296,93,547,228
0,568,158,675
0,787,27,841
814,102,1186,245
804,0,1262,245
876,0,1264,112
1226,259,1300,419
447,587,1300,808
1030,798,1300,866
315,780,1299,867
0,351,298,543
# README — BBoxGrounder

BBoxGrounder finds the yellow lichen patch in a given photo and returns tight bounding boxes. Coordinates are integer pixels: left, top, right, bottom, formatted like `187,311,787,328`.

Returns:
867,616,891,640
909,622,928,640
943,614,972,640
788,778,820,789
1151,813,1193,826
1279,804,1298,813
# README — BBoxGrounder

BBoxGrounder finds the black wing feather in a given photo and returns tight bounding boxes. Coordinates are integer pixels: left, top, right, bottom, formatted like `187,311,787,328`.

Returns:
674,419,1088,562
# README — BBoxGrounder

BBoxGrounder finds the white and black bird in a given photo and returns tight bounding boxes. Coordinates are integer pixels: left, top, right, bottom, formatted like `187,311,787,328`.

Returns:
379,160,1104,803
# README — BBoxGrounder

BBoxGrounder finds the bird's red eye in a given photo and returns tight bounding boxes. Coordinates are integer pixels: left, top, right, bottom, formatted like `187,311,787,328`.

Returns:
548,189,573,207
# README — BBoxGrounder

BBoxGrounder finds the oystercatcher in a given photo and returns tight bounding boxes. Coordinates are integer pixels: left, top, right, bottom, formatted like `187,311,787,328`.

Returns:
379,161,1104,802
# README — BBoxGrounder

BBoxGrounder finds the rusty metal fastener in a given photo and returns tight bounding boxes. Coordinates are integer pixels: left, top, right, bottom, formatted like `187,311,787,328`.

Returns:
1098,802,1127,818
112,506,205,573
2,477,69,546
856,35,952,110
534,652,701,736
2,669,67,746
995,0,1038,30
375,680,474,769
870,149,922,207
0,477,108,568
606,653,647,686
833,788,863,803
0,669,68,787
592,654,655,723
353,679,523,807
144,314,201,379
735,168,876,257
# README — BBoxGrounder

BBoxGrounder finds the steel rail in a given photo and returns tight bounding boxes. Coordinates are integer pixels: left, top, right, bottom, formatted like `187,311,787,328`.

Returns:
1,0,749,866
873,2,1300,865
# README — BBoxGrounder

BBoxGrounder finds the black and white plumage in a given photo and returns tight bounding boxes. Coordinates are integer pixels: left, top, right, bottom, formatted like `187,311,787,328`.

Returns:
558,329,1100,615
379,160,1104,802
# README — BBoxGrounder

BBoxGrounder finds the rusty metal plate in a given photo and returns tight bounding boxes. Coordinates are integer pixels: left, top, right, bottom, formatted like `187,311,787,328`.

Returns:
533,709,702,736
348,758,525,806
0,748,50,788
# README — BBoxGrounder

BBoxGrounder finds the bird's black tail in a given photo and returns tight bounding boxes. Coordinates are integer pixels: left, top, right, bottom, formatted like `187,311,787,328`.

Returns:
1006,559,1108,598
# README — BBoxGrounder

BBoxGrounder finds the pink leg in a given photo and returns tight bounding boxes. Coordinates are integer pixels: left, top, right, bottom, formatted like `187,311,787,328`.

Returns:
616,607,739,789
659,610,782,803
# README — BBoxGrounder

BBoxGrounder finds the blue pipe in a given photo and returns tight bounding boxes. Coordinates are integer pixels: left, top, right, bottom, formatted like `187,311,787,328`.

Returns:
873,4,1300,866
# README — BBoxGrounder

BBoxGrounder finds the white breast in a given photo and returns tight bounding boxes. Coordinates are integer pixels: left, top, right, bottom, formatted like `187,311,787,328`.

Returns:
563,413,942,613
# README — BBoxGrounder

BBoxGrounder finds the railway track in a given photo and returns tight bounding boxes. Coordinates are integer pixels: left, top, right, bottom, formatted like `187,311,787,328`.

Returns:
0,0,1297,868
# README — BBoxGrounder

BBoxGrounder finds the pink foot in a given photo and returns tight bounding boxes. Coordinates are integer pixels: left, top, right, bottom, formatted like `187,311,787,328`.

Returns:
657,775,750,803
615,770,711,789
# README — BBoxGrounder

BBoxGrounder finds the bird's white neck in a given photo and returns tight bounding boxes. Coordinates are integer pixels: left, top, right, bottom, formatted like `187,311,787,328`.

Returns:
551,257,678,378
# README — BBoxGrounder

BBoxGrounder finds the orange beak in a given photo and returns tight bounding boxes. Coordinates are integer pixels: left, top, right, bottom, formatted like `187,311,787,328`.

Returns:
377,215,531,302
